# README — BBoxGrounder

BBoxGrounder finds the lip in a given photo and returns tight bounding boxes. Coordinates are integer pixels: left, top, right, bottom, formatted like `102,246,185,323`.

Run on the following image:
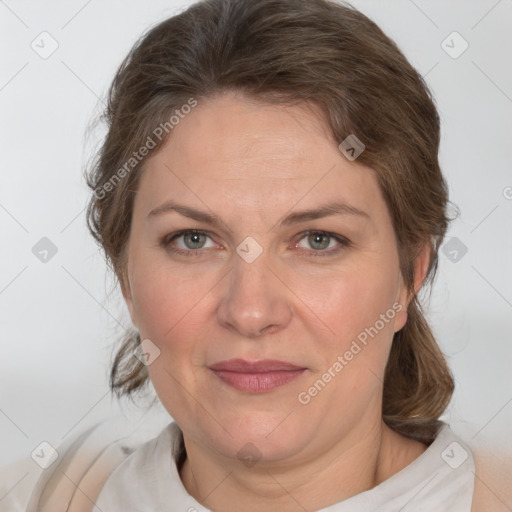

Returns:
209,358,304,372
208,359,307,393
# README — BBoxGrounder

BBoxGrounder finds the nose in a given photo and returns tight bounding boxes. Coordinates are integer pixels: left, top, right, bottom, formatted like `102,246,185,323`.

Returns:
216,250,293,339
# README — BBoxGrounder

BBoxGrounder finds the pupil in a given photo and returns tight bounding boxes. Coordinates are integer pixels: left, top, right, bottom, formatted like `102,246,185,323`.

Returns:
187,233,203,248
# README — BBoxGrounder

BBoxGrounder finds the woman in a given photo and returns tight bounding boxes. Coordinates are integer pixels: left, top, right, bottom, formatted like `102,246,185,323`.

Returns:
3,0,484,510
87,0,476,509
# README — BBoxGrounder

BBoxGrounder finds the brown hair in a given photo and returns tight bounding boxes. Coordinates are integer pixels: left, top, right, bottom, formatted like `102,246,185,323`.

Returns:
86,0,453,444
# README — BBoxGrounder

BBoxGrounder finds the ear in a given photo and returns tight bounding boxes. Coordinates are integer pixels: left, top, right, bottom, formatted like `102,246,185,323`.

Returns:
393,241,431,333
120,274,138,329
411,241,432,296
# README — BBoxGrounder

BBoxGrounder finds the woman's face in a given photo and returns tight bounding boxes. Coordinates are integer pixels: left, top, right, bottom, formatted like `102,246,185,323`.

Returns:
124,91,411,464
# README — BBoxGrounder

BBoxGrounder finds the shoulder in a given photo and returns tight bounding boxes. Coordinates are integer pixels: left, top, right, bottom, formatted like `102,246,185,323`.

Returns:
0,415,164,512
426,422,512,512
98,421,177,481
365,423,476,511
0,457,43,512
94,422,181,510
413,423,476,509
470,441,512,512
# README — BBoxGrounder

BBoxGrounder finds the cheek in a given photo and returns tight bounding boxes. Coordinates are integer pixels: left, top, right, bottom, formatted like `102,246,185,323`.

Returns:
128,253,217,343
302,266,401,408
128,260,216,417
302,263,401,347
290,266,401,434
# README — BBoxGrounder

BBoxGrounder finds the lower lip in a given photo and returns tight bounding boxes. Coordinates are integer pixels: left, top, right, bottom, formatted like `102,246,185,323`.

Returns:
210,369,306,392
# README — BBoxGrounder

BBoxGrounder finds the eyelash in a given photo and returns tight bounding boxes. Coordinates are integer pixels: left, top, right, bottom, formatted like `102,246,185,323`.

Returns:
158,229,351,258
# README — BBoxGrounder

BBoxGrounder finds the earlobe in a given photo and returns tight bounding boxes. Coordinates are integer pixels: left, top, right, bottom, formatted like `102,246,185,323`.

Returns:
413,242,432,295
392,296,408,333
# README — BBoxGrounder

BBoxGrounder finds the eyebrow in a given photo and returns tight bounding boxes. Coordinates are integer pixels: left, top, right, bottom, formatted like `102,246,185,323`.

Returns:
147,200,369,230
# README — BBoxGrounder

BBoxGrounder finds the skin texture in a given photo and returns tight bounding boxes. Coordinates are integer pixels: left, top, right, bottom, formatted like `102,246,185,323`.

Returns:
123,91,430,511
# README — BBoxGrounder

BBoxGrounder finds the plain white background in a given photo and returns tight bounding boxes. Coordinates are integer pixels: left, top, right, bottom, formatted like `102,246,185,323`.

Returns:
1,0,511,488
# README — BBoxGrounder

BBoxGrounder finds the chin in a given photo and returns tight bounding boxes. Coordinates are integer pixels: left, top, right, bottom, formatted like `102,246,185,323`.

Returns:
218,412,316,463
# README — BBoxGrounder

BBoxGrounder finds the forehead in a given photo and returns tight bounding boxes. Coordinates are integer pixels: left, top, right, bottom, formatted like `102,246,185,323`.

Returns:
137,92,385,222
158,93,337,177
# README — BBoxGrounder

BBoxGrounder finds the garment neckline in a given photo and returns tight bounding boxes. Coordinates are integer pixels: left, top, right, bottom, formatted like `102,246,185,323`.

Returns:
160,421,463,510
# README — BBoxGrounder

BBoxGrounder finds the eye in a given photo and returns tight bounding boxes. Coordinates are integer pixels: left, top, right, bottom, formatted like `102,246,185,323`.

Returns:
294,230,350,256
160,230,218,256
159,229,350,258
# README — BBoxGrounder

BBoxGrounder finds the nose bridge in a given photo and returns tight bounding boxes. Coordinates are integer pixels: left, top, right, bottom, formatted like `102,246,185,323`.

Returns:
216,244,292,338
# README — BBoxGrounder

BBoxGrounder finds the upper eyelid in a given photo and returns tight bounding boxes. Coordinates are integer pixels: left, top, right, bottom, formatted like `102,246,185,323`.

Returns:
166,229,218,244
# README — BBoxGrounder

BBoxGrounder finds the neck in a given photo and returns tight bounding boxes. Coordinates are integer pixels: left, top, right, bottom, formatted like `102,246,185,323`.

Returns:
178,419,426,512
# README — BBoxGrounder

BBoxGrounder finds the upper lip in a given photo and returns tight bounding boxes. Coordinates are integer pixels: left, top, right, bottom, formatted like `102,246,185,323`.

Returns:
209,359,305,373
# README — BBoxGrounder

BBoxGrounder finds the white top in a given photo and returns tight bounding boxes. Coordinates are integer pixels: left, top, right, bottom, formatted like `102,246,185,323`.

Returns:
95,422,476,511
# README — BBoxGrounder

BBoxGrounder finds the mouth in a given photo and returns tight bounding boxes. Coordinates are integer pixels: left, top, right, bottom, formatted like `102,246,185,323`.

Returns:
208,359,307,393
